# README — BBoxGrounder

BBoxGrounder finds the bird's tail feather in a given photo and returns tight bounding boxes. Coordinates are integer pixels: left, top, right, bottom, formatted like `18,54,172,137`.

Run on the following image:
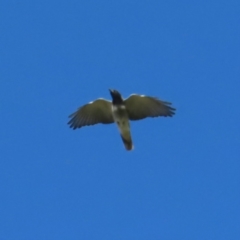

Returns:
121,134,134,151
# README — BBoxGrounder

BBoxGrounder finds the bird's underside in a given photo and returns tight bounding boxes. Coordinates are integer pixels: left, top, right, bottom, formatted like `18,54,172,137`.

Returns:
68,90,176,150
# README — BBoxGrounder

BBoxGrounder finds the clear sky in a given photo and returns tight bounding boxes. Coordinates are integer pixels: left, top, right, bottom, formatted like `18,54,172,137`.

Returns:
1,1,239,239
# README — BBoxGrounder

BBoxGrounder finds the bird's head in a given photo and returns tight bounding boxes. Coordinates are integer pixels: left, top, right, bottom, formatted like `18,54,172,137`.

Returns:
109,89,123,104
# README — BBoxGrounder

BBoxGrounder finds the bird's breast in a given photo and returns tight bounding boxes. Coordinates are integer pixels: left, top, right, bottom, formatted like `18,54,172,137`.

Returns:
112,105,127,118
112,105,130,133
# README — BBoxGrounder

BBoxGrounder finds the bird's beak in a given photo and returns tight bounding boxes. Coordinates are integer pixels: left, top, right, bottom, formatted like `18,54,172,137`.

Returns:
109,89,113,94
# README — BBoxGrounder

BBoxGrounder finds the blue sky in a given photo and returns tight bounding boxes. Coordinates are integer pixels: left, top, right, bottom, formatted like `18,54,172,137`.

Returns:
0,1,239,239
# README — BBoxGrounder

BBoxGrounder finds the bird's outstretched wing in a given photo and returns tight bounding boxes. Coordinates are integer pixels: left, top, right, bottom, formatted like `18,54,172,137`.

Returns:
68,99,114,129
124,94,176,121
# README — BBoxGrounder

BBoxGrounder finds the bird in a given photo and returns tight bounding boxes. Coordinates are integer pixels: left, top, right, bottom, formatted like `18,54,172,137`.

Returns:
68,89,176,151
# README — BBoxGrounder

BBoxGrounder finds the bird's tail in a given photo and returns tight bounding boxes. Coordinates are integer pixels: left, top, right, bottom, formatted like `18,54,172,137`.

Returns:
120,132,134,151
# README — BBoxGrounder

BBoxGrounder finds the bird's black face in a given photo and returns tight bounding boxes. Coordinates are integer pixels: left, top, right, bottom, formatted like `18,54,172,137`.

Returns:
109,89,123,104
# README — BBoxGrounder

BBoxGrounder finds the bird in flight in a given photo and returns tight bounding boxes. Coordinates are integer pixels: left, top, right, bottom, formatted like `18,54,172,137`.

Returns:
68,89,176,151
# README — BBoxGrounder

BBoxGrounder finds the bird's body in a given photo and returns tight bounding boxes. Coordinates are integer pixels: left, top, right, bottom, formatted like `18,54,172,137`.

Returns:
111,103,133,150
68,89,176,151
